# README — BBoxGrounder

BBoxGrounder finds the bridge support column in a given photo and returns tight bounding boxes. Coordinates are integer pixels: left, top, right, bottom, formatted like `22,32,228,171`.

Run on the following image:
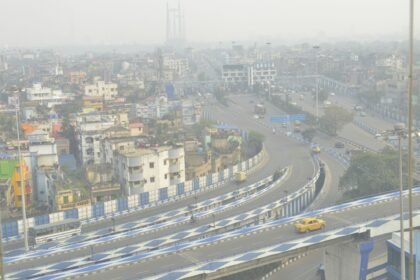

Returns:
324,239,373,280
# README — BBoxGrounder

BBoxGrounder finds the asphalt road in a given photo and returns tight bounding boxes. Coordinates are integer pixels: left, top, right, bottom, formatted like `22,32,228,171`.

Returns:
288,92,387,151
86,192,418,279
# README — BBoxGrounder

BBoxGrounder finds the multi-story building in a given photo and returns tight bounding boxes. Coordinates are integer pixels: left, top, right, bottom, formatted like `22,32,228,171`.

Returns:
130,96,169,120
75,112,128,165
114,145,185,195
222,61,277,87
163,56,189,79
84,78,118,100
181,100,202,126
68,71,87,85
26,83,74,108
28,130,58,207
130,96,201,126
10,160,32,208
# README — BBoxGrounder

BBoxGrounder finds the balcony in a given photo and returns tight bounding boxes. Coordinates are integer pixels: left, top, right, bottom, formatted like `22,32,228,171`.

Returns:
128,157,142,167
127,172,143,182
169,164,181,173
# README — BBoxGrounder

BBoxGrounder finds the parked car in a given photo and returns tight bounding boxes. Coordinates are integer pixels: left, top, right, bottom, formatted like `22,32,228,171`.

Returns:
360,111,367,117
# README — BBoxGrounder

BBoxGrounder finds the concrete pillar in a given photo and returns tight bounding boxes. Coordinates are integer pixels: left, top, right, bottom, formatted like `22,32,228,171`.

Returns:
324,239,373,280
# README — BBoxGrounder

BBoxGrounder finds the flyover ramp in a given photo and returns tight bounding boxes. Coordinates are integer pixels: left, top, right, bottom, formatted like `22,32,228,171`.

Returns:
29,189,420,279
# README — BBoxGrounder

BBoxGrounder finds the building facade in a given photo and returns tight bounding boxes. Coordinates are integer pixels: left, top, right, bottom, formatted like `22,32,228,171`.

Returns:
84,79,118,100
114,145,185,195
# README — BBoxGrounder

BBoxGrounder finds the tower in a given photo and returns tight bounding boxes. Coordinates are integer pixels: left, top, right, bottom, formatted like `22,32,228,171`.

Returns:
166,0,186,49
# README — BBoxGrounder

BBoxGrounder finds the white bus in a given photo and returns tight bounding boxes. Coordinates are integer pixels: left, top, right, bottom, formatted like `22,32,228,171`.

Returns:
28,219,81,246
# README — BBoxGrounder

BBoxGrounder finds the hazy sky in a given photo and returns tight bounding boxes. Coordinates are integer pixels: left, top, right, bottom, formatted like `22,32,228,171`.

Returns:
0,0,412,48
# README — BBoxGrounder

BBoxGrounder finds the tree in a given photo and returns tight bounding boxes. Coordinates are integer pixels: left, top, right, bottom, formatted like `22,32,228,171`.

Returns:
319,105,354,136
301,128,316,142
339,148,407,201
191,120,215,138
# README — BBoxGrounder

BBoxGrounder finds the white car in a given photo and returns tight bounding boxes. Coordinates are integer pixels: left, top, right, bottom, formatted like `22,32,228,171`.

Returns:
253,114,259,119
330,92,335,96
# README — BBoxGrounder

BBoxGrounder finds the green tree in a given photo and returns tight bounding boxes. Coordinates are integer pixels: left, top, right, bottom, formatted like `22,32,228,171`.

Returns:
319,105,353,136
301,128,316,142
339,148,407,201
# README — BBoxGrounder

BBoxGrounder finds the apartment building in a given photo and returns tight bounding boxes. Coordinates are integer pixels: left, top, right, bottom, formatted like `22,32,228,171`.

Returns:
76,114,116,165
28,130,59,207
114,145,185,195
84,79,118,100
26,83,74,108
222,61,277,86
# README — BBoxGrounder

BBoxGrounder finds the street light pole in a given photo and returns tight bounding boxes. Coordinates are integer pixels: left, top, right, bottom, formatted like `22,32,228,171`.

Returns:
407,0,415,278
313,45,320,125
0,208,4,279
15,101,29,252
395,123,405,280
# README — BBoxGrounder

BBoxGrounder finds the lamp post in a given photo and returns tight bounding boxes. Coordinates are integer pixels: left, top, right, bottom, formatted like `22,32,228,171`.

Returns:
0,207,4,279
15,99,29,252
394,123,406,280
407,0,415,278
313,45,320,125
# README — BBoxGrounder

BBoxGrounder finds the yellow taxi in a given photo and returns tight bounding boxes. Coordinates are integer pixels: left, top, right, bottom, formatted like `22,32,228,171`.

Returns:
294,217,326,233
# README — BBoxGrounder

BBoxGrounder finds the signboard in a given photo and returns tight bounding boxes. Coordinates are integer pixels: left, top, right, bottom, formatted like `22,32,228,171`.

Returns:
270,114,305,123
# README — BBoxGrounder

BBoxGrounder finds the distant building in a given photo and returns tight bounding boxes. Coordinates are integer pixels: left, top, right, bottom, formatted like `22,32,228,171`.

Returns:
75,112,128,165
163,56,189,79
68,71,87,85
85,164,121,202
114,145,185,195
84,78,118,100
26,83,73,108
222,61,277,86
28,130,58,207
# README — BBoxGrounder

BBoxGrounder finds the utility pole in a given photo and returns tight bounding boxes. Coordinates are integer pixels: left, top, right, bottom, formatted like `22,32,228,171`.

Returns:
0,209,4,279
407,0,415,278
395,123,406,280
15,100,29,252
313,46,320,125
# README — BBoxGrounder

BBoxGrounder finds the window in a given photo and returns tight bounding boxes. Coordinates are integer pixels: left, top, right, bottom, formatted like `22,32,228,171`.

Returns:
164,159,167,165
150,177,155,183
149,162,154,168
164,174,168,179
63,196,69,204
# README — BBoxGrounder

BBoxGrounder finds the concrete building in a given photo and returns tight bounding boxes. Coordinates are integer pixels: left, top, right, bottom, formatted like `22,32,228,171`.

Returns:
85,164,121,202
84,79,118,100
222,61,277,87
75,112,128,165
163,56,189,79
76,114,115,165
114,145,185,195
26,83,73,108
130,96,169,120
28,130,58,207
181,99,202,126
68,71,87,85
